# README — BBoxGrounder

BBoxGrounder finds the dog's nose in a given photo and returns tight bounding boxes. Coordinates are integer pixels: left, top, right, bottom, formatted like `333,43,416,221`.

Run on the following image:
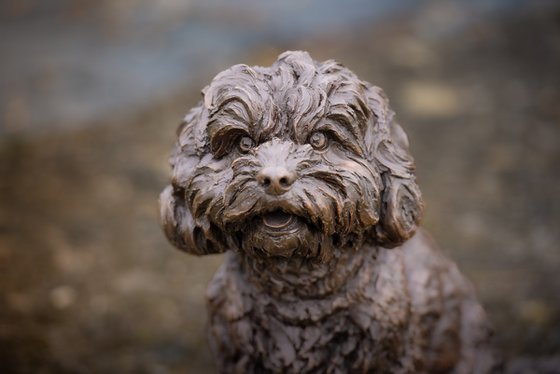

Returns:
256,166,296,195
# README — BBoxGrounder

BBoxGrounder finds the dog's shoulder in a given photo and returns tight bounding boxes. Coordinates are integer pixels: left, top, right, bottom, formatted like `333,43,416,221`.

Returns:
400,230,499,373
400,230,464,370
401,228,470,299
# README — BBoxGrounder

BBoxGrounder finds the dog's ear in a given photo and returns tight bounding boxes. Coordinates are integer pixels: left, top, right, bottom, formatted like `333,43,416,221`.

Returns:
160,185,227,255
365,86,424,248
159,105,228,255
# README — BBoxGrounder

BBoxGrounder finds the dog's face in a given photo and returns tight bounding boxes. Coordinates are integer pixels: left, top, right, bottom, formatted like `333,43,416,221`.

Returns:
160,51,423,261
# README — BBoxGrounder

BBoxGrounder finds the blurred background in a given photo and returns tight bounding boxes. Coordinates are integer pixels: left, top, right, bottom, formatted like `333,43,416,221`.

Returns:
1,0,559,372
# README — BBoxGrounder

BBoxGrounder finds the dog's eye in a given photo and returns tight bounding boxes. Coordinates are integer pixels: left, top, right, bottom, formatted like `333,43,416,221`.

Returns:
238,136,254,153
309,131,328,150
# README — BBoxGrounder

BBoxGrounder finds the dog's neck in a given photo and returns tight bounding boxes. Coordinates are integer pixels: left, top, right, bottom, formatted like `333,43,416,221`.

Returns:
237,244,379,301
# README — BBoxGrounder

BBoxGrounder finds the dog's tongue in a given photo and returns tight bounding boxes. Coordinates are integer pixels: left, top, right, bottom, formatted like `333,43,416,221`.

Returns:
262,210,293,229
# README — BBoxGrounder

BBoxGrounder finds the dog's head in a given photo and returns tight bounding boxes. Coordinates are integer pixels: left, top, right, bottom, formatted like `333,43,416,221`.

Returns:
160,51,423,261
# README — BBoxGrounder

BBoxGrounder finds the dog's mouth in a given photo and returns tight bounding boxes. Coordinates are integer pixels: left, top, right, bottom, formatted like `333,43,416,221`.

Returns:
261,210,296,231
235,209,316,258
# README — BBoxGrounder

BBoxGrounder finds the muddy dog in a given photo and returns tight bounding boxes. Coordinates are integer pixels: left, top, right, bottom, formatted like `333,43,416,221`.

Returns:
160,51,500,373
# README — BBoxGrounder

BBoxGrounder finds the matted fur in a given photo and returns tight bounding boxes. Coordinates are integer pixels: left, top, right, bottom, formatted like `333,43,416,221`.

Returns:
160,51,500,373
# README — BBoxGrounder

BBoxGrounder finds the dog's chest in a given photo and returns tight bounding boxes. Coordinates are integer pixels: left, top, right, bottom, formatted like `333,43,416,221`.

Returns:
248,305,416,373
207,250,418,373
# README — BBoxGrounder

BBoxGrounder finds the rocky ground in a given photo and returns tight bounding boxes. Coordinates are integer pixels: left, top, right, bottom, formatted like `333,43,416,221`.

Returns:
1,2,559,373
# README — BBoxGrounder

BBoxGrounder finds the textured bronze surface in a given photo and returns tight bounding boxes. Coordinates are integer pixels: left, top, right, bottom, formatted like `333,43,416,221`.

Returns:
160,51,500,373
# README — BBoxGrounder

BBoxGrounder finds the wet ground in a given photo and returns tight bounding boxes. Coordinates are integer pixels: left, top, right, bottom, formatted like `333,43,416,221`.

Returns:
1,1,560,373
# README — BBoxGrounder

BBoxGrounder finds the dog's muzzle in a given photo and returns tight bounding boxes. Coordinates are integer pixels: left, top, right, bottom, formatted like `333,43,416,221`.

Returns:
222,140,328,258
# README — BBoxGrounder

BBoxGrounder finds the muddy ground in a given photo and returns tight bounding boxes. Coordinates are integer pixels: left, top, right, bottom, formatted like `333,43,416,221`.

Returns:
1,3,559,373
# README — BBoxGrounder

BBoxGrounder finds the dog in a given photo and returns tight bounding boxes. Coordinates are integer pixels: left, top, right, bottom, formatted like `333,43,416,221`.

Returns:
160,51,500,373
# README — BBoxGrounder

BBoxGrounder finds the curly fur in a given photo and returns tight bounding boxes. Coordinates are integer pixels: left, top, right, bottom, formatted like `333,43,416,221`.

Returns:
160,51,500,373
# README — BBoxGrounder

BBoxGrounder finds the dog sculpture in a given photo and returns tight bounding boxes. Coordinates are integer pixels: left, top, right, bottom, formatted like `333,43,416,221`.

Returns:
160,51,500,373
